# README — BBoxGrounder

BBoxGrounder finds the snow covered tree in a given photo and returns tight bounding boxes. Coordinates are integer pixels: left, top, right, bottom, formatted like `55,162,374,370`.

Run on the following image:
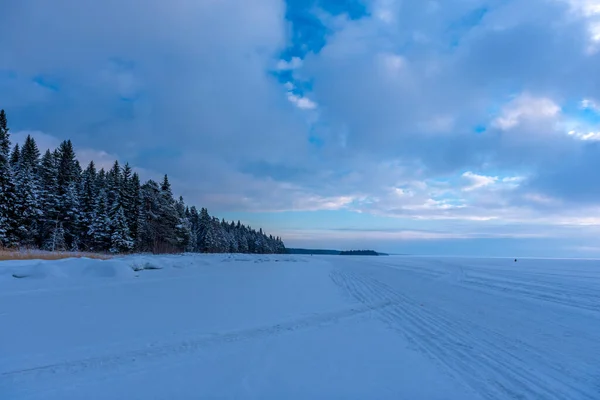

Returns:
157,175,182,251
198,207,212,252
56,140,81,248
79,161,97,250
63,182,81,250
119,166,142,248
188,206,201,252
38,149,60,247
173,196,192,251
0,111,286,254
10,143,20,169
109,204,134,253
0,110,18,247
138,179,180,253
120,163,135,231
45,221,66,251
88,189,111,252
106,160,122,210
14,136,42,246
21,136,40,168
128,172,142,249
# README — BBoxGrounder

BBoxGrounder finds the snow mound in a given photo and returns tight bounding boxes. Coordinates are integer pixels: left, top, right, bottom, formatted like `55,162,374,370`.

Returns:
5,258,136,280
130,261,163,272
80,261,137,279
10,262,69,280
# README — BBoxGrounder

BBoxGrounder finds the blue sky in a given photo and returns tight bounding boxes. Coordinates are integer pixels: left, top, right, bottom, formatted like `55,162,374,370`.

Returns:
3,0,600,256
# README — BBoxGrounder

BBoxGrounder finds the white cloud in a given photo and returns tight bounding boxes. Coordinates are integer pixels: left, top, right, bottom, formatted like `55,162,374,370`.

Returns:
276,57,303,70
581,98,600,111
492,93,561,130
7,0,600,249
287,93,318,110
377,53,406,76
564,0,600,17
523,192,561,205
462,171,498,191
568,129,600,140
561,0,600,52
419,115,455,133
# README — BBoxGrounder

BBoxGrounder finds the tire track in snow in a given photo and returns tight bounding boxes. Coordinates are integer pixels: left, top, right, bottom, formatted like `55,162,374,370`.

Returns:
1,300,392,383
330,268,599,400
461,276,600,314
425,259,600,314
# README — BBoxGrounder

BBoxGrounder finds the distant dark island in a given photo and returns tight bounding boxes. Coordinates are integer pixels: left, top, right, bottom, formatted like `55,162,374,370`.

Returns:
339,250,383,256
286,248,388,256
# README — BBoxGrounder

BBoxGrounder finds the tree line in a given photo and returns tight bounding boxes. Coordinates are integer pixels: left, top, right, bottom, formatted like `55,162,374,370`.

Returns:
0,110,286,254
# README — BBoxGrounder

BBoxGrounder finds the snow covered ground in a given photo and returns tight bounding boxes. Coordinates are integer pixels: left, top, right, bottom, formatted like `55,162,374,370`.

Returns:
1,254,599,399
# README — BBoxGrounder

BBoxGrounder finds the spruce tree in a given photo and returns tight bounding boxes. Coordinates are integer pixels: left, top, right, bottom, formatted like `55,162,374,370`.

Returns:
56,140,81,248
21,136,40,168
157,175,180,251
174,196,191,251
139,180,162,253
14,136,42,246
188,206,200,252
89,188,111,252
45,221,66,251
0,113,286,253
198,207,212,252
129,172,142,248
38,149,60,247
79,161,97,250
10,143,20,168
109,204,133,253
0,110,18,247
106,160,121,210
120,164,141,242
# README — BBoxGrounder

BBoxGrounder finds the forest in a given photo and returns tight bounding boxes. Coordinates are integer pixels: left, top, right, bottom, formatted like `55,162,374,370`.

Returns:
0,110,286,254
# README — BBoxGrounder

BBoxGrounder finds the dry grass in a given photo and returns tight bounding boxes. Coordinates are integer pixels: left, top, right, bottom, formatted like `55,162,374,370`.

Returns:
0,249,112,261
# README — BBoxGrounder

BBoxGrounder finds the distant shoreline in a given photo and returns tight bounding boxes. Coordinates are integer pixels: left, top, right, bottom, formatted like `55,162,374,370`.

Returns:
286,248,390,256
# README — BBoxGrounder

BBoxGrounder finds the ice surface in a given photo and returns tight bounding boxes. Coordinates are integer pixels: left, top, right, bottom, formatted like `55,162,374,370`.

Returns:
1,254,599,399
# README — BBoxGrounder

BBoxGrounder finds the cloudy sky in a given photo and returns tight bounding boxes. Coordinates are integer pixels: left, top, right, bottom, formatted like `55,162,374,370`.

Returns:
3,0,600,256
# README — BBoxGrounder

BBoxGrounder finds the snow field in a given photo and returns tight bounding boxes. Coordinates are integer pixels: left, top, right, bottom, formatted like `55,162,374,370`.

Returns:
1,254,599,399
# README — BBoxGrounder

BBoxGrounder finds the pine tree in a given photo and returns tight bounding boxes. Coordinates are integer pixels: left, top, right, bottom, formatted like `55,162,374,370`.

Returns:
106,160,121,210
174,196,191,251
38,149,60,247
188,206,200,252
0,110,18,247
14,136,42,246
79,161,97,250
109,204,133,253
21,136,40,168
64,182,81,250
161,174,173,201
10,143,20,169
204,222,217,253
0,113,286,253
198,207,212,252
121,163,134,229
55,140,81,248
45,221,66,251
88,188,111,252
157,175,181,251
138,180,168,253
129,172,142,248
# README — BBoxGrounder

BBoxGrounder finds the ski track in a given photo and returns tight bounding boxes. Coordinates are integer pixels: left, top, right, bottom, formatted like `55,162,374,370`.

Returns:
0,299,392,391
330,268,599,400
379,259,600,315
